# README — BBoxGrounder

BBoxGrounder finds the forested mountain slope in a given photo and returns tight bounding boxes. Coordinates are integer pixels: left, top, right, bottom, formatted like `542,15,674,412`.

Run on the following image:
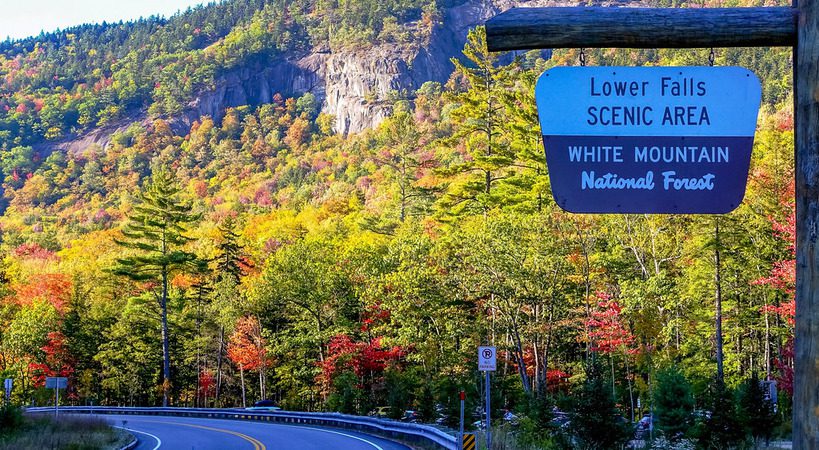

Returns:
0,0,550,146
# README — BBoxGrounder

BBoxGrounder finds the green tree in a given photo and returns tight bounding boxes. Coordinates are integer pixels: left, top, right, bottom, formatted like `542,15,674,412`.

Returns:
698,379,746,450
210,216,249,405
438,26,517,215
737,373,778,446
111,167,203,406
215,216,249,283
569,360,630,450
95,295,162,406
371,107,433,225
653,366,694,441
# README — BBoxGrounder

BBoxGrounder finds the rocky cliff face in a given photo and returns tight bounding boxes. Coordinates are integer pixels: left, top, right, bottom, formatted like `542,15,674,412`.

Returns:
53,0,629,151
178,0,598,135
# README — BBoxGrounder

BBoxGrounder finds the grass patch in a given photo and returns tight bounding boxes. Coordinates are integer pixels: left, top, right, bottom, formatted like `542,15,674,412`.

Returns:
0,411,131,450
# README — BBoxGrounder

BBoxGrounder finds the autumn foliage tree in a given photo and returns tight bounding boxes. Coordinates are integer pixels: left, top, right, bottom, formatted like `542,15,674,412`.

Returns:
13,274,72,312
227,315,269,407
587,292,638,420
753,191,795,395
29,331,74,388
318,334,405,413
587,292,635,354
111,167,204,407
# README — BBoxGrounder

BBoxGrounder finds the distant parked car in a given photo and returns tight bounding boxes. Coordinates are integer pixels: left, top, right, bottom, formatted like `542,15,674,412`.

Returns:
367,406,393,418
401,410,419,422
502,410,520,426
634,413,652,439
246,399,282,411
550,409,570,431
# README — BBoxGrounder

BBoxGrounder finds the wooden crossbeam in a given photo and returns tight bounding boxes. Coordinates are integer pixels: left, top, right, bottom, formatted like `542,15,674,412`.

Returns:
485,3,817,449
485,7,797,50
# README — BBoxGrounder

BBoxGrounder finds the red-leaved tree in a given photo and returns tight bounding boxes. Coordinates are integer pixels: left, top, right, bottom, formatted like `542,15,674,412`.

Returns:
318,334,405,397
587,292,636,354
198,369,216,404
227,316,270,406
753,189,796,395
587,291,638,419
29,331,74,388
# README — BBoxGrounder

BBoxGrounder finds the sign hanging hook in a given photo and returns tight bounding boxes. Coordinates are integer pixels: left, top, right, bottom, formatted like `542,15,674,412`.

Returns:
709,48,716,67
579,48,586,66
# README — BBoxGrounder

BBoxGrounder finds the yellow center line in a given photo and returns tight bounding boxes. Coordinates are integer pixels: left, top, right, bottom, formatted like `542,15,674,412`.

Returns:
136,419,266,450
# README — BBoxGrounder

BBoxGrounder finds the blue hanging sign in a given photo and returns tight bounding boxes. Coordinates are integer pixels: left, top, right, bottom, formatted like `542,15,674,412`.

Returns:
535,66,761,214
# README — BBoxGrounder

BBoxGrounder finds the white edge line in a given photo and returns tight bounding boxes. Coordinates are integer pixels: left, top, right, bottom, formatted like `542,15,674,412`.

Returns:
306,427,385,450
114,425,162,450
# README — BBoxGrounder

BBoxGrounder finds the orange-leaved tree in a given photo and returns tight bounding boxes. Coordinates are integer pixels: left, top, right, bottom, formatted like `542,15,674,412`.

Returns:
227,315,269,407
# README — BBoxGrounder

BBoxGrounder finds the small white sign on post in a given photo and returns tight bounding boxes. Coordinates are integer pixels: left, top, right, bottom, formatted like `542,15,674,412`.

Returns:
45,377,67,389
45,377,67,418
3,378,11,402
478,346,496,372
478,346,496,448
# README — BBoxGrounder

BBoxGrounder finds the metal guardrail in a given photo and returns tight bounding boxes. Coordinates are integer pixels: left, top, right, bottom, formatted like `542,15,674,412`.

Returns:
26,406,457,450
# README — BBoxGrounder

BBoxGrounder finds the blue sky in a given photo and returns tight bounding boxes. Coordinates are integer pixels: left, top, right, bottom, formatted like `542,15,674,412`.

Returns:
0,0,210,41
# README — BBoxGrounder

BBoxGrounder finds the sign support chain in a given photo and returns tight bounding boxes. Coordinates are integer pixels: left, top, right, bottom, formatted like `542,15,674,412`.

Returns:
486,3,816,448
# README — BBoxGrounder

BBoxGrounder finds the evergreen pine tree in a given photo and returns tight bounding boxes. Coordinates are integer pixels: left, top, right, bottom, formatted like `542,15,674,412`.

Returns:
111,167,203,407
215,215,249,283
698,378,746,449
738,373,778,446
528,388,554,430
211,215,249,405
569,359,630,449
438,26,518,216
653,366,694,441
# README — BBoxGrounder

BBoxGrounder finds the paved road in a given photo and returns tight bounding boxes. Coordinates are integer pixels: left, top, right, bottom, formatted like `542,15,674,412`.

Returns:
109,415,412,450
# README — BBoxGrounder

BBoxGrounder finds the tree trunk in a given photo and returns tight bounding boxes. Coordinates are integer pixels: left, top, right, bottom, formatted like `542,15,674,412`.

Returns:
794,1,819,445
610,354,616,399
259,368,265,400
764,304,772,379
215,326,224,406
625,353,635,423
161,267,171,407
240,364,246,408
714,219,724,383
511,325,531,395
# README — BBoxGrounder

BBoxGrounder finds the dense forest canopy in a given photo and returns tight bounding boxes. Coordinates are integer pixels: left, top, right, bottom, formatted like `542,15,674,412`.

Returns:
0,0,799,448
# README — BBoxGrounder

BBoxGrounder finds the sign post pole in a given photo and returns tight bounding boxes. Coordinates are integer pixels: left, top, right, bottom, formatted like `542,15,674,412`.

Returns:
459,391,465,450
45,377,67,419
478,346,496,450
485,371,491,449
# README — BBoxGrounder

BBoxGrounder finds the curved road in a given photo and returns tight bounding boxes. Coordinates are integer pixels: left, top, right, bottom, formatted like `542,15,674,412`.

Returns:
108,415,412,450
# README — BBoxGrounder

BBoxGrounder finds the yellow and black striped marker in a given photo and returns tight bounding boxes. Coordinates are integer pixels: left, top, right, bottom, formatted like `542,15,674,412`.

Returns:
462,433,476,450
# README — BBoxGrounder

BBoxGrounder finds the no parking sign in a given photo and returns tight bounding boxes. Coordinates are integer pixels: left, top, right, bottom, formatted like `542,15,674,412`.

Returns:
478,346,496,371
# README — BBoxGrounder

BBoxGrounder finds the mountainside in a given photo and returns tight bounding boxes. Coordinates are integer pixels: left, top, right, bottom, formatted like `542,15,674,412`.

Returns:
0,0,599,154
152,0,636,135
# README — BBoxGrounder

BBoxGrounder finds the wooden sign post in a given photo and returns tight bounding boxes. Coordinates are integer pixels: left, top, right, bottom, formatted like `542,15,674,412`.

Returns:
486,4,816,449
